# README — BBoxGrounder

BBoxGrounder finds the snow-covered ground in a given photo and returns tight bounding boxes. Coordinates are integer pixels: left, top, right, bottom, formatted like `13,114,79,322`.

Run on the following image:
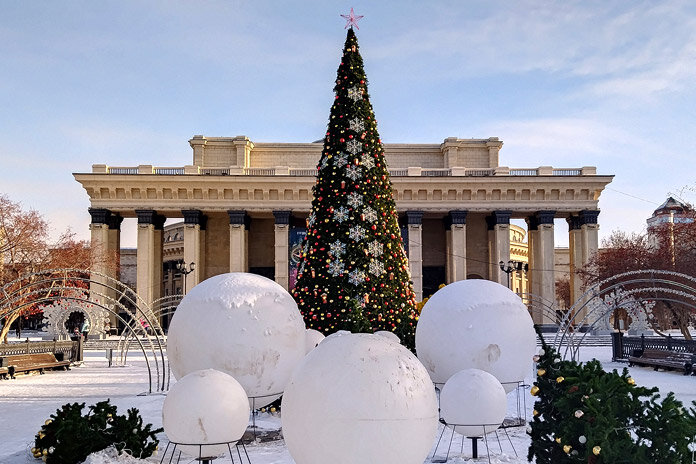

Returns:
1,333,694,464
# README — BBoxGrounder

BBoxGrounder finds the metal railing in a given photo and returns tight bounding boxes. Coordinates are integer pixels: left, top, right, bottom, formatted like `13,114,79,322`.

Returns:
99,166,589,177
108,167,139,174
422,169,452,177
289,168,318,176
244,168,276,176
510,169,538,176
0,339,79,361
553,169,582,176
200,168,230,175
154,167,185,175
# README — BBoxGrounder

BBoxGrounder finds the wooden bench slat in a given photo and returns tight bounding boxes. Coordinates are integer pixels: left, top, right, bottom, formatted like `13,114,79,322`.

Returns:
628,349,695,375
1,352,71,379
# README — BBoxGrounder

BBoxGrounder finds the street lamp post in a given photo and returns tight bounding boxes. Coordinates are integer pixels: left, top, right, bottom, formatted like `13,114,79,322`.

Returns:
499,260,515,289
499,260,528,291
176,261,195,294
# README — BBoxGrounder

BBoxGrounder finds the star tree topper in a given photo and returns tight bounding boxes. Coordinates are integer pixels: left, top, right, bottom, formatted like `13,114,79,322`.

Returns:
341,7,364,29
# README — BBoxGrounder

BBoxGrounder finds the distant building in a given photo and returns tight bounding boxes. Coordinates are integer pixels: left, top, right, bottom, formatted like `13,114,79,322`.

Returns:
647,197,693,229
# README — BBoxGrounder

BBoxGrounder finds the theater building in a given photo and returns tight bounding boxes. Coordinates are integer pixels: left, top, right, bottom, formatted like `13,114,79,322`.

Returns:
75,135,613,324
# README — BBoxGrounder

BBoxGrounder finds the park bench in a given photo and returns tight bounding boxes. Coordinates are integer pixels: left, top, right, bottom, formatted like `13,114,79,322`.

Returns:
0,353,71,379
628,349,695,375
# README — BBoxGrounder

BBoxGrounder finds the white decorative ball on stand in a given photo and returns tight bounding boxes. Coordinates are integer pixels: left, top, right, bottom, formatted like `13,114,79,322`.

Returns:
282,333,438,464
415,279,536,392
167,273,306,408
162,369,250,458
305,328,325,353
440,368,507,437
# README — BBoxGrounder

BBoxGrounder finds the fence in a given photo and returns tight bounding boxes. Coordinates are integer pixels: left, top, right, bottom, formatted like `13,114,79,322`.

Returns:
0,339,80,362
611,332,696,361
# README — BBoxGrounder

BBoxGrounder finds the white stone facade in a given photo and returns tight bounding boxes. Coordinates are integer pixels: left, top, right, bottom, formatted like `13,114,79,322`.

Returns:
75,136,613,325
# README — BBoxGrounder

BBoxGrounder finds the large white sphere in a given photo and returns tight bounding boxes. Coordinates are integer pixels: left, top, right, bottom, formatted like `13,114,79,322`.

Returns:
305,329,325,354
415,280,535,392
162,369,250,457
282,333,438,464
167,273,306,408
375,330,400,343
440,368,507,437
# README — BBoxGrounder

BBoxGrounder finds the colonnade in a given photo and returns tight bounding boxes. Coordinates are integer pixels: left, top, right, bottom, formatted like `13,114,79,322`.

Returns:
89,207,600,326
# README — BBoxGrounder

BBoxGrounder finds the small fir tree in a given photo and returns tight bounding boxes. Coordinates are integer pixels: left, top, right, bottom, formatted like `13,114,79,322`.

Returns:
32,400,161,463
292,27,418,347
528,327,696,463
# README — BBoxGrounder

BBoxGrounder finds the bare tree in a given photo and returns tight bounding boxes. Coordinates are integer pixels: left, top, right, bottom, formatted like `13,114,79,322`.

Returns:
0,194,117,342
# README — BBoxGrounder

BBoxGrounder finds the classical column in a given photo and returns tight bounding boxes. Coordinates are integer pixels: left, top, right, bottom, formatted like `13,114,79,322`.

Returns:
182,210,207,293
447,210,467,283
228,210,249,273
486,211,512,285
135,210,165,306
567,210,600,326
273,211,292,290
406,211,424,301
88,209,121,312
567,215,584,307
532,211,556,324
580,210,600,264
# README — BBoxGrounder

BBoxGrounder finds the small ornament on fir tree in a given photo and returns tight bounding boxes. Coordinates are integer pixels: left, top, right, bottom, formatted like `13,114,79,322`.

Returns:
593,446,601,455
627,377,635,385
530,385,540,396
556,376,565,383
537,368,546,376
563,445,571,453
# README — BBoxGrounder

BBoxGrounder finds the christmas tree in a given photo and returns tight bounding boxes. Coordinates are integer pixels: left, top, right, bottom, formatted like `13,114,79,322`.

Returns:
32,400,161,463
292,23,419,347
528,327,696,463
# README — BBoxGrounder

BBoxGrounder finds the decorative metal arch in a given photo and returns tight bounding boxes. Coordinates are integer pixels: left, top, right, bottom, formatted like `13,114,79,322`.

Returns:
0,269,168,393
519,292,563,326
552,270,696,360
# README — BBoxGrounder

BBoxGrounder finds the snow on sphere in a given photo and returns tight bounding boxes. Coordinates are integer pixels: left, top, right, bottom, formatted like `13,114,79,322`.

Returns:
375,330,400,343
305,329,325,353
162,369,250,457
167,273,306,408
415,279,535,392
282,333,438,464
440,368,507,437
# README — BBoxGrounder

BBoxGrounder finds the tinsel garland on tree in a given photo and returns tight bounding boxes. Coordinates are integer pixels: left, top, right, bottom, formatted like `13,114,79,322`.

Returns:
528,327,696,463
32,400,161,463
292,27,419,348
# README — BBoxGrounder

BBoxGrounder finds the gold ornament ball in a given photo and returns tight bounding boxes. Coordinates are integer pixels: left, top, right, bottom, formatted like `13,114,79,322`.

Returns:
533,409,539,416
556,376,565,383
530,386,540,396
44,420,52,426
563,445,572,454
31,448,37,454
42,450,48,456
537,368,546,376
270,407,277,413
593,446,601,455
555,437,562,444
627,377,635,385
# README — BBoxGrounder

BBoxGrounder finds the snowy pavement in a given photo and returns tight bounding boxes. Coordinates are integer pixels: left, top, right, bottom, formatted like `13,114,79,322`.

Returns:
1,342,694,464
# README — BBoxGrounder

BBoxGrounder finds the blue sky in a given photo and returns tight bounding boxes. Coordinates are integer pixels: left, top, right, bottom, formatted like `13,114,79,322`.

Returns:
2,1,695,248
